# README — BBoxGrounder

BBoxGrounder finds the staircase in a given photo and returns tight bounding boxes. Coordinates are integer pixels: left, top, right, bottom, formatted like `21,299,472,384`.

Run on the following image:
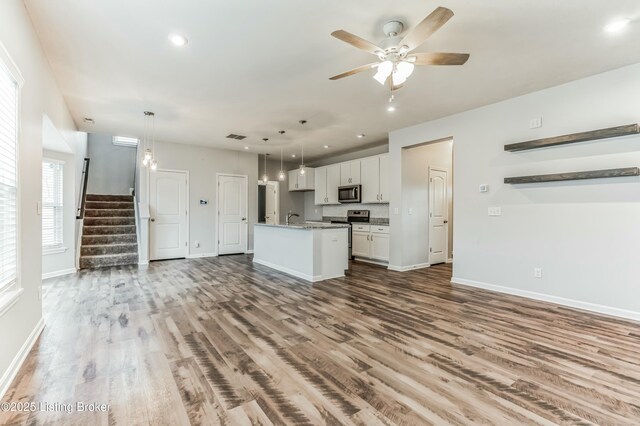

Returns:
80,194,138,269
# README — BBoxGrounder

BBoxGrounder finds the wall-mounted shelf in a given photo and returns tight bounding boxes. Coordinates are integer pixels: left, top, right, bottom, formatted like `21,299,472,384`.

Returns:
504,167,640,184
504,124,640,152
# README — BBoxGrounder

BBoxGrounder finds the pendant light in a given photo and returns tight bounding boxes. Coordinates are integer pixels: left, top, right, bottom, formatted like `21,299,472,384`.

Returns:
262,153,269,183
141,111,158,171
278,147,285,181
298,120,307,175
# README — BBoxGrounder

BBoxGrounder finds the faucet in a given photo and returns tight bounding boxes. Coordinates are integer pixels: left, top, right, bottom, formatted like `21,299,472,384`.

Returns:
286,212,300,225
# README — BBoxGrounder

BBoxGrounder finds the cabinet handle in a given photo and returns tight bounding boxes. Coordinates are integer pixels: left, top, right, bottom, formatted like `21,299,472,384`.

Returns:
371,235,374,241
366,235,369,241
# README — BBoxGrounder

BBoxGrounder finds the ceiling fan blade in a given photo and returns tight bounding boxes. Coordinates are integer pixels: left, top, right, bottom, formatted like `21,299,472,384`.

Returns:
331,30,382,55
411,52,470,66
329,63,378,80
400,7,454,51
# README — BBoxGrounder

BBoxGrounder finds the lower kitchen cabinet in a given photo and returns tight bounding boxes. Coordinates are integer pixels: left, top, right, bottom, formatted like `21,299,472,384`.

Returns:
352,225,389,261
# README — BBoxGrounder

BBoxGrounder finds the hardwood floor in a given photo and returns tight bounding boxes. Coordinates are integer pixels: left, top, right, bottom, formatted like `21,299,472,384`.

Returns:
2,256,640,425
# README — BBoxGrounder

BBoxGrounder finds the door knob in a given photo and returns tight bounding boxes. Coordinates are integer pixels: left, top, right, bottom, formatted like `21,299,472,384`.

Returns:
444,220,448,224
241,217,247,221
150,218,155,222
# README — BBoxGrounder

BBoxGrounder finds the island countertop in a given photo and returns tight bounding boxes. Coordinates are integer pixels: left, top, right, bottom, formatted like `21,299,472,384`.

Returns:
254,222,350,230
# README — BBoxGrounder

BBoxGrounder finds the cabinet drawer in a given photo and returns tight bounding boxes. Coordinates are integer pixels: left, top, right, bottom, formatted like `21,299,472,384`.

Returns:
371,225,389,234
352,224,370,232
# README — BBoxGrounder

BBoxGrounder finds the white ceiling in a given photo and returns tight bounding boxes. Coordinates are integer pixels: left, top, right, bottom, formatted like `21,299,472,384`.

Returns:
25,0,640,160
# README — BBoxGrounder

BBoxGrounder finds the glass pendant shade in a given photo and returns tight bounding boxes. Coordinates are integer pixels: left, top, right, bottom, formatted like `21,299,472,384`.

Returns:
373,61,393,85
278,170,285,181
150,159,158,171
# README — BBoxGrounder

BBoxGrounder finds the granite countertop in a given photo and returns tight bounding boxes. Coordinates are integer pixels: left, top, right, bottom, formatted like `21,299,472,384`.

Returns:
255,222,351,230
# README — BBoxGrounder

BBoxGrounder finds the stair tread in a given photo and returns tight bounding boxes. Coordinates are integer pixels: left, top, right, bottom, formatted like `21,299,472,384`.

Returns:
80,253,137,259
81,243,137,248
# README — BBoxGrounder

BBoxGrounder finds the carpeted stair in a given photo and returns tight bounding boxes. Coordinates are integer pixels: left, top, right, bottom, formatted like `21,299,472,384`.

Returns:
80,194,138,269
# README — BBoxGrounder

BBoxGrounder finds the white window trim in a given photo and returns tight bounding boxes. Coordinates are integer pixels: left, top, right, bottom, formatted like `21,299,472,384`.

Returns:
0,40,24,318
42,246,68,256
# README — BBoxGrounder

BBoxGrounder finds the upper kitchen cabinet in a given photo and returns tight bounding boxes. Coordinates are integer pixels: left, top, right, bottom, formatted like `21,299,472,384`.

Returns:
340,160,361,185
315,164,340,204
288,167,315,191
361,154,389,203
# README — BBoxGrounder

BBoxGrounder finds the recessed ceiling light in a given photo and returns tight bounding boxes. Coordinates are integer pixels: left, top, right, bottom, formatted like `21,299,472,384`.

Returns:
604,19,631,33
387,105,396,112
324,145,330,149
291,154,296,158
244,146,249,150
357,133,365,138
169,33,188,46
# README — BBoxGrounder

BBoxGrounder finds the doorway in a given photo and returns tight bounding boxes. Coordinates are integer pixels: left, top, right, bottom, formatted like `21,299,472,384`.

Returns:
258,181,279,225
428,167,449,265
149,169,189,260
217,174,248,255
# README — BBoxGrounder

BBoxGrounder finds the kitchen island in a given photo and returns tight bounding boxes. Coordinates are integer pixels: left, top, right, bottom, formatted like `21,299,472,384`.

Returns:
253,223,350,282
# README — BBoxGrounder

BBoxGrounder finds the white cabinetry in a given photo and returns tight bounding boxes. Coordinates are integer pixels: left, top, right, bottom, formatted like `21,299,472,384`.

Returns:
361,154,389,203
288,167,315,191
340,160,361,185
314,165,340,204
352,224,389,261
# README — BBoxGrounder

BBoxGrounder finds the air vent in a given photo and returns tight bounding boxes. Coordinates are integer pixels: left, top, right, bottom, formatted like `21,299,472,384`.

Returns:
226,134,247,140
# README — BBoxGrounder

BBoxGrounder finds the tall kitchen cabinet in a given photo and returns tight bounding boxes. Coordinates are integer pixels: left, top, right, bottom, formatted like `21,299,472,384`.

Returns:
361,154,389,203
340,160,361,185
314,164,340,204
288,168,315,191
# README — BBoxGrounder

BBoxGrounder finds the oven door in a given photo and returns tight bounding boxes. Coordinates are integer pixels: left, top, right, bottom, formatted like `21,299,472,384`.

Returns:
338,185,361,203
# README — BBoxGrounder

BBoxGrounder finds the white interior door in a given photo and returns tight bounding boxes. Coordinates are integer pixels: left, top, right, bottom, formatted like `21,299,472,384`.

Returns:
218,175,248,255
265,182,278,225
150,170,188,260
429,168,448,265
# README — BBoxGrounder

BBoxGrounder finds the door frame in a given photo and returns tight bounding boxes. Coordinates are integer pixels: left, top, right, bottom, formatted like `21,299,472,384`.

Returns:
258,180,280,225
428,166,448,265
149,168,190,260
216,173,249,255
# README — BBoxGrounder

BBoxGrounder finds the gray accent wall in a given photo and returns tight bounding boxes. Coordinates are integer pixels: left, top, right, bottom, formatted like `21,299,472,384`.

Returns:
258,157,306,224
87,133,137,195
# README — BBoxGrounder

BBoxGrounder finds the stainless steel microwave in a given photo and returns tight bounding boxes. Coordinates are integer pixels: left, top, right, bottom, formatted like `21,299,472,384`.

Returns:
338,185,361,203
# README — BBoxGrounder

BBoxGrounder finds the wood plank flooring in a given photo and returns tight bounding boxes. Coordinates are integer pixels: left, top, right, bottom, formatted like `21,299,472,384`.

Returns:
2,255,640,425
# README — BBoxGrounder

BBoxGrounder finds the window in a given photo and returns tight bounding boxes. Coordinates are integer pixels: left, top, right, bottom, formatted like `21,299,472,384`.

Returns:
112,136,139,148
0,60,18,293
42,159,64,252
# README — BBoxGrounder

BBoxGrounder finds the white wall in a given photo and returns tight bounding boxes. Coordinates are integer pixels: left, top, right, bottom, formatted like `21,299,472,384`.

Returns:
389,62,640,319
42,150,76,277
138,142,258,257
401,140,453,265
0,0,83,393
87,133,136,195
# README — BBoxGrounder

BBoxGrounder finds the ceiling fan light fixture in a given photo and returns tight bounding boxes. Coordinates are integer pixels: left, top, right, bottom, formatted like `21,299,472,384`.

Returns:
397,61,415,78
373,60,393,85
605,19,631,33
391,71,407,86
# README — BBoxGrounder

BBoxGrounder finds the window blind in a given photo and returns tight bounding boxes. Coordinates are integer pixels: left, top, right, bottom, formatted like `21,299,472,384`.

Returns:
0,64,18,291
42,160,63,250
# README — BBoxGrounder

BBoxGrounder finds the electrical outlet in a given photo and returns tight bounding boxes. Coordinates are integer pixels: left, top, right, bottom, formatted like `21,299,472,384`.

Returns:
408,208,413,215
488,207,502,216
394,208,399,215
194,240,200,248
529,117,542,129
534,268,542,278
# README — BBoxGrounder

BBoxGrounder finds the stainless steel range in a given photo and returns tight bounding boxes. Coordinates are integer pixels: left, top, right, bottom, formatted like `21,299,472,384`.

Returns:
331,210,369,259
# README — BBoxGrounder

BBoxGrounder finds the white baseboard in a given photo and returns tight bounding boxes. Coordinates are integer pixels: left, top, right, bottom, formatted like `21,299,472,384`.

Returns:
138,261,149,266
244,250,254,254
253,258,328,282
451,277,640,322
186,252,217,259
0,317,45,400
388,263,430,272
354,258,388,267
42,268,76,280
446,258,453,264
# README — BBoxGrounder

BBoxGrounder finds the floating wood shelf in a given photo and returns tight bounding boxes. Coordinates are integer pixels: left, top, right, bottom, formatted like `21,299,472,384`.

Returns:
504,124,640,152
504,167,640,184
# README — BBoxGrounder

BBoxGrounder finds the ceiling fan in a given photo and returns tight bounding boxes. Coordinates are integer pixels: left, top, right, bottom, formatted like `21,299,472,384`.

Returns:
329,7,469,91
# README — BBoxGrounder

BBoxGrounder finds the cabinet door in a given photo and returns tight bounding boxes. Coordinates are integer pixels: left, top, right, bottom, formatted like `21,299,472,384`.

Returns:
326,164,341,204
350,160,361,185
360,156,380,203
352,232,371,258
314,167,327,204
370,233,390,261
303,168,315,190
340,162,351,186
288,170,298,191
378,154,389,203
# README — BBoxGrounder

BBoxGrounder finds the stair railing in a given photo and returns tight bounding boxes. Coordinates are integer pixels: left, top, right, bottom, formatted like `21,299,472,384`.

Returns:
76,157,90,219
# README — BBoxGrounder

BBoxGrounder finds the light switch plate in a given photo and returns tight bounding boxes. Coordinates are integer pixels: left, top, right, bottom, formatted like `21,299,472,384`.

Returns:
529,117,542,129
36,200,42,215
488,207,502,216
394,208,399,215
479,184,489,193
408,208,413,215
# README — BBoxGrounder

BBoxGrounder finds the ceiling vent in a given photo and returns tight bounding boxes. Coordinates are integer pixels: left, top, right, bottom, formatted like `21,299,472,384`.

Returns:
226,134,247,140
